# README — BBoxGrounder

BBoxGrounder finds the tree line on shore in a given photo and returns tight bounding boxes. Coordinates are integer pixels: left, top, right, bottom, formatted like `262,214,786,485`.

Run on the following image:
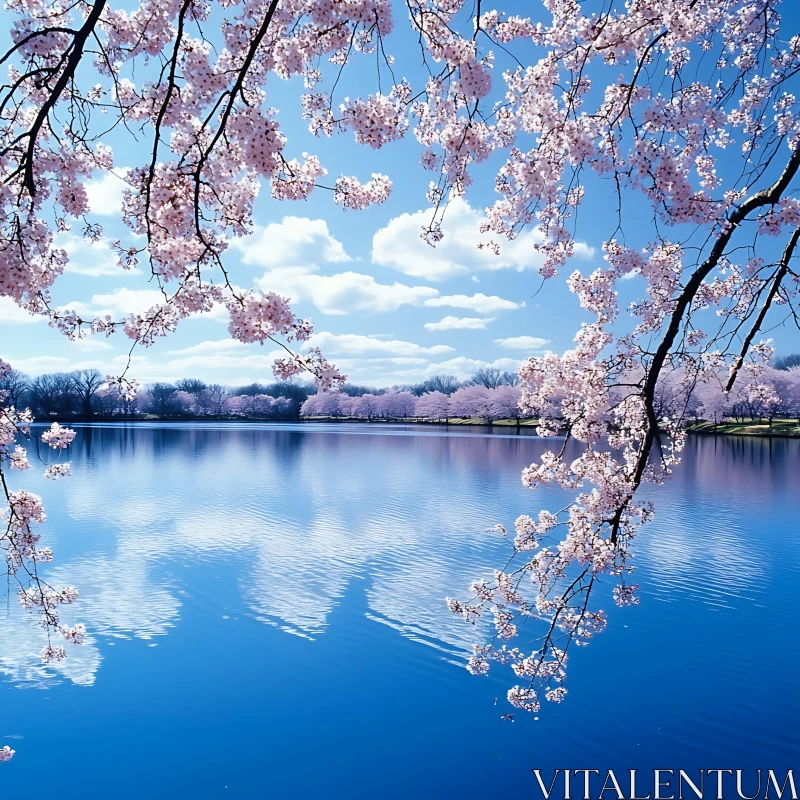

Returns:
304,363,800,428
0,367,519,421
2,362,799,427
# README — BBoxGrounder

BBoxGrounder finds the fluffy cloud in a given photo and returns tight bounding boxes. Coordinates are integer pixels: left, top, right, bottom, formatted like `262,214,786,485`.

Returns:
70,338,113,352
57,234,135,278
359,356,521,385
423,316,494,331
93,348,286,382
373,196,595,280
62,288,165,318
0,297,43,324
424,293,522,314
167,339,246,356
494,336,550,350
306,332,454,358
232,216,351,267
257,266,437,315
427,357,520,379
158,352,285,373
1,355,102,374
84,168,130,216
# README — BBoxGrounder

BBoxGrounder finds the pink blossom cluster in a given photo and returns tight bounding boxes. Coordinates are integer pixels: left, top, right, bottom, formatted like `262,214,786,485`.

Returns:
40,422,76,449
340,90,408,149
333,174,392,211
300,385,528,422
0,361,84,720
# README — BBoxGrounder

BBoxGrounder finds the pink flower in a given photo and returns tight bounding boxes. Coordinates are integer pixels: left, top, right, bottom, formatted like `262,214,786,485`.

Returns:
41,423,76,450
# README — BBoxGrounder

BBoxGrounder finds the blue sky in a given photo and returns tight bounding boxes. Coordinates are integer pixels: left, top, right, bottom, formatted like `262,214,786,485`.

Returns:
2,1,798,387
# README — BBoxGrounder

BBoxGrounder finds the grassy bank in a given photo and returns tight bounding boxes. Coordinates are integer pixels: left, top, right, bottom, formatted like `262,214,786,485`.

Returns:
307,415,800,438
688,419,800,437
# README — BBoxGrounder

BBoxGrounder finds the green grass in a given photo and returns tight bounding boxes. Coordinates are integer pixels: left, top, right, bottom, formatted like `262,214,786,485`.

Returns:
689,419,800,437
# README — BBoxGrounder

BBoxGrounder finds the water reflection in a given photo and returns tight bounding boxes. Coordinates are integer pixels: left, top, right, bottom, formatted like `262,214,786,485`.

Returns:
2,424,799,691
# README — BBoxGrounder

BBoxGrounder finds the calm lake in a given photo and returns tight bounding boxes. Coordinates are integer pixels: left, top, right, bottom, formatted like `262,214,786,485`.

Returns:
1,423,798,797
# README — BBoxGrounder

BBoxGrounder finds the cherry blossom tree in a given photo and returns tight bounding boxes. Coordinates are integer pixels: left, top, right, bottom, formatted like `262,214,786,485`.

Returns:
228,393,292,417
376,390,417,418
767,366,800,418
193,385,230,416
300,391,342,417
435,0,800,718
335,393,360,417
4,0,800,752
353,393,382,419
171,389,196,414
448,385,492,418
0,360,83,681
414,390,451,421
484,384,523,425
695,376,741,427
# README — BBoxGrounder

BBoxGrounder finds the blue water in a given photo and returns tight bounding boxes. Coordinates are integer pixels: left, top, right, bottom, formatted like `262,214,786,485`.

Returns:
1,423,798,798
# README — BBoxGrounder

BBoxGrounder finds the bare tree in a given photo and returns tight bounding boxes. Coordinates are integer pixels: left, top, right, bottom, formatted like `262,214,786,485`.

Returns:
501,371,519,387
148,383,178,416
0,368,29,407
29,373,62,417
412,375,461,396
71,369,104,417
175,378,208,394
469,368,507,389
774,354,800,371
340,382,380,397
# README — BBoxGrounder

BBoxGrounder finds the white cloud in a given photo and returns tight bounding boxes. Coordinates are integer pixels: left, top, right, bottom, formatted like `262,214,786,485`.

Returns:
373,196,595,280
1,356,103,374
188,302,229,323
363,356,521,385
70,338,113,352
424,293,522,314
232,217,351,267
430,357,520,379
93,349,286,383
167,339,246,356
4,355,70,372
257,266,437,315
494,336,550,350
307,332,454,358
423,316,494,331
0,297,43,324
84,168,130,216
62,288,165,318
158,352,285,373
55,233,135,278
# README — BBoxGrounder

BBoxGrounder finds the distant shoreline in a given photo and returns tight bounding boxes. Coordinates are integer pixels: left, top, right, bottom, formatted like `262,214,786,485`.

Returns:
687,420,800,439
30,415,800,438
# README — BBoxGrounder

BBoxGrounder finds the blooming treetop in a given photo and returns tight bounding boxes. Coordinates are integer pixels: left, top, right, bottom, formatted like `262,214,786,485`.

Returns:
1,0,800,746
